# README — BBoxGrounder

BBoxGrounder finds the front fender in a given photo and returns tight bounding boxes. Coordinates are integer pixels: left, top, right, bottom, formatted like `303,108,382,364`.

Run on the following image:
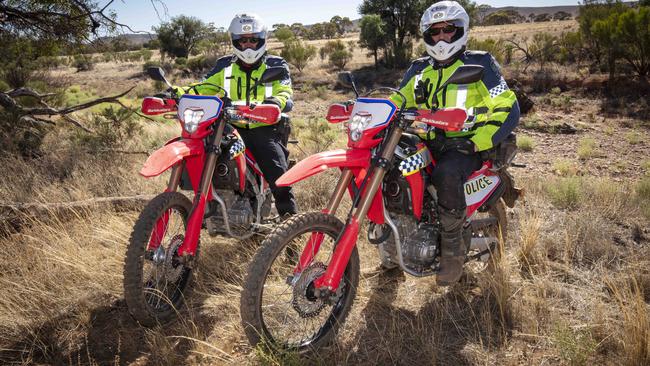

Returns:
276,149,371,187
140,139,204,177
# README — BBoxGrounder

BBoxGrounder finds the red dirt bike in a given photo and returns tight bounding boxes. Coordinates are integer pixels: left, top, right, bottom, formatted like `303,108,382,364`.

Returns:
240,65,521,350
123,67,287,326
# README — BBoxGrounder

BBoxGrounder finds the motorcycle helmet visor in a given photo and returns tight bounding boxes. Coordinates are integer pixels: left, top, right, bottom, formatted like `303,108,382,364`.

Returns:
232,32,266,51
423,21,464,46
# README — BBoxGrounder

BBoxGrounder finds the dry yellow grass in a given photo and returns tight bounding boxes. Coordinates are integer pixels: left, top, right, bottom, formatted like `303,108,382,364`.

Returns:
1,21,649,365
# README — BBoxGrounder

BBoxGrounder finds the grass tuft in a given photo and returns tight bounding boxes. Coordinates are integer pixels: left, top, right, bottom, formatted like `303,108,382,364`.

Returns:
517,135,535,152
552,322,597,366
577,137,599,160
547,177,582,209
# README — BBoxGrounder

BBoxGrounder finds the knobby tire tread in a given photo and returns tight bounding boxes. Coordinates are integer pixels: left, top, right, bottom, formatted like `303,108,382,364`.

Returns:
123,191,193,327
240,211,360,352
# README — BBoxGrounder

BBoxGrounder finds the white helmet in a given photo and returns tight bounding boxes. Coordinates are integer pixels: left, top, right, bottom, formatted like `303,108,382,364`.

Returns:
420,1,469,62
228,13,268,65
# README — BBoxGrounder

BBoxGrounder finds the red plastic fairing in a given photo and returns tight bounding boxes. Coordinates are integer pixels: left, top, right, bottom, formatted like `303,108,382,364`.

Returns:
141,97,177,115
415,108,467,132
276,149,372,187
406,172,425,219
326,103,353,123
465,161,501,217
140,139,205,177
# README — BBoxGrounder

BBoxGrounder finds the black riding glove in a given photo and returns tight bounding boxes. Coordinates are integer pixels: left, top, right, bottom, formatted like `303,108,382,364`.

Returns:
262,97,282,108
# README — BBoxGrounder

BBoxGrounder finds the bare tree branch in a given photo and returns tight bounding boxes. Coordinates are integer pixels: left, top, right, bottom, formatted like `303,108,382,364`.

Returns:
0,86,135,133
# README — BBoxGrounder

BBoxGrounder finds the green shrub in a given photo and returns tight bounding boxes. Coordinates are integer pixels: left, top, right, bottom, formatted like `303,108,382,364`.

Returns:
642,159,650,174
1,62,35,88
308,85,329,100
517,135,535,151
553,159,578,176
281,39,317,73
73,54,94,72
577,137,599,160
329,49,352,70
626,131,643,145
552,322,597,366
72,106,142,153
637,176,650,201
547,177,582,209
174,57,187,66
186,55,217,74
140,49,153,62
126,51,142,62
35,56,65,69
467,38,507,64
274,27,295,43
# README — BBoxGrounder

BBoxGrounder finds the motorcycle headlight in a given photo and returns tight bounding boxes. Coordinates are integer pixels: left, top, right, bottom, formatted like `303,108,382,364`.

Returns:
349,113,372,142
183,108,205,133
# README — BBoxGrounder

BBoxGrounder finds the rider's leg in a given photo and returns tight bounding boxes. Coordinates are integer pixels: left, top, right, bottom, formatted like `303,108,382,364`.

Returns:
237,126,297,216
431,150,482,285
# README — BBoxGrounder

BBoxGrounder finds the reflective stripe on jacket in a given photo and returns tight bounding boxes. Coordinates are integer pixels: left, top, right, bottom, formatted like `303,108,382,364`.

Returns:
390,51,519,151
183,54,293,129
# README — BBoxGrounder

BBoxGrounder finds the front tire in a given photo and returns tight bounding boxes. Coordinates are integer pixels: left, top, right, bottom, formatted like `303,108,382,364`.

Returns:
240,212,360,352
123,192,195,326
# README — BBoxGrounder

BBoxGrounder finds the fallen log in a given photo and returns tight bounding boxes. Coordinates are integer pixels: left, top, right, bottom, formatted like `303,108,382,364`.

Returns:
0,195,155,235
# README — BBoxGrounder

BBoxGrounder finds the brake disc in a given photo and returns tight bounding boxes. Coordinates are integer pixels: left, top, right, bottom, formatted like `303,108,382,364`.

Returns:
291,262,327,318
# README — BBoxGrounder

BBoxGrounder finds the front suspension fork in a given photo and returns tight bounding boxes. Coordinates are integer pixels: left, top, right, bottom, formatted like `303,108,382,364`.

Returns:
300,127,405,292
177,123,227,256
294,169,354,274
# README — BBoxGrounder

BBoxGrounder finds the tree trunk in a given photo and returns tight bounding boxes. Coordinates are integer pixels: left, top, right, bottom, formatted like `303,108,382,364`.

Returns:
373,49,378,69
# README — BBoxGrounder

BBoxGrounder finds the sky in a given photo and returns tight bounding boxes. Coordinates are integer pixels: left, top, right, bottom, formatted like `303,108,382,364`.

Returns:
108,0,583,34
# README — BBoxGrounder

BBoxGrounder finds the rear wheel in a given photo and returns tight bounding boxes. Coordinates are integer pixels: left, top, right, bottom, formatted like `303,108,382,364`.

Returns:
240,212,360,352
466,198,508,273
123,192,196,326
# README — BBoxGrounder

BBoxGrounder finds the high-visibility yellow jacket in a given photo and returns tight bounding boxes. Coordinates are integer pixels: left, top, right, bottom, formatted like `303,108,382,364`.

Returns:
181,54,293,129
390,51,519,152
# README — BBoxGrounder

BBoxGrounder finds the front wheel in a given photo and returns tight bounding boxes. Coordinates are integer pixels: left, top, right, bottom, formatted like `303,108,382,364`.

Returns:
240,212,360,352
123,192,195,326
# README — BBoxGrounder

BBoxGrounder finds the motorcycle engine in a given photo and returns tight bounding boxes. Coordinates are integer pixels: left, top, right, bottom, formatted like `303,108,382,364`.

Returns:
378,214,441,272
207,190,254,236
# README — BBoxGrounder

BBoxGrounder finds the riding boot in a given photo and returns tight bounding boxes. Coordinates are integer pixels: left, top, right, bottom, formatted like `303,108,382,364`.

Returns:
437,207,467,286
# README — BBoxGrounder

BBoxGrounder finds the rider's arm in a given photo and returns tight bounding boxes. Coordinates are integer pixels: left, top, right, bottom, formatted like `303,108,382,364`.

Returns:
267,58,293,112
469,53,520,152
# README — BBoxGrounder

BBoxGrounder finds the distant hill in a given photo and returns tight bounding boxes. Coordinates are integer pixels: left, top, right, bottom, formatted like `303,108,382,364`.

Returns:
107,2,642,47
483,5,581,18
480,1,638,19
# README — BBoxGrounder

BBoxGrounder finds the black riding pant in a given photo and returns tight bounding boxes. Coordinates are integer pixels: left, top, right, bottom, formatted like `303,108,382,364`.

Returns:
429,148,483,212
236,124,297,216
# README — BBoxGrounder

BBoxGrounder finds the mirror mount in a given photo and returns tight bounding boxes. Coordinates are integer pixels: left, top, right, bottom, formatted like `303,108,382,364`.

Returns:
147,67,172,88
337,71,360,98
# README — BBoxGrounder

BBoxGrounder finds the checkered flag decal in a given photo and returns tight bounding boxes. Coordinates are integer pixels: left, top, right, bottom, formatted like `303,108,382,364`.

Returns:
229,138,246,159
399,147,432,176
489,77,509,98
